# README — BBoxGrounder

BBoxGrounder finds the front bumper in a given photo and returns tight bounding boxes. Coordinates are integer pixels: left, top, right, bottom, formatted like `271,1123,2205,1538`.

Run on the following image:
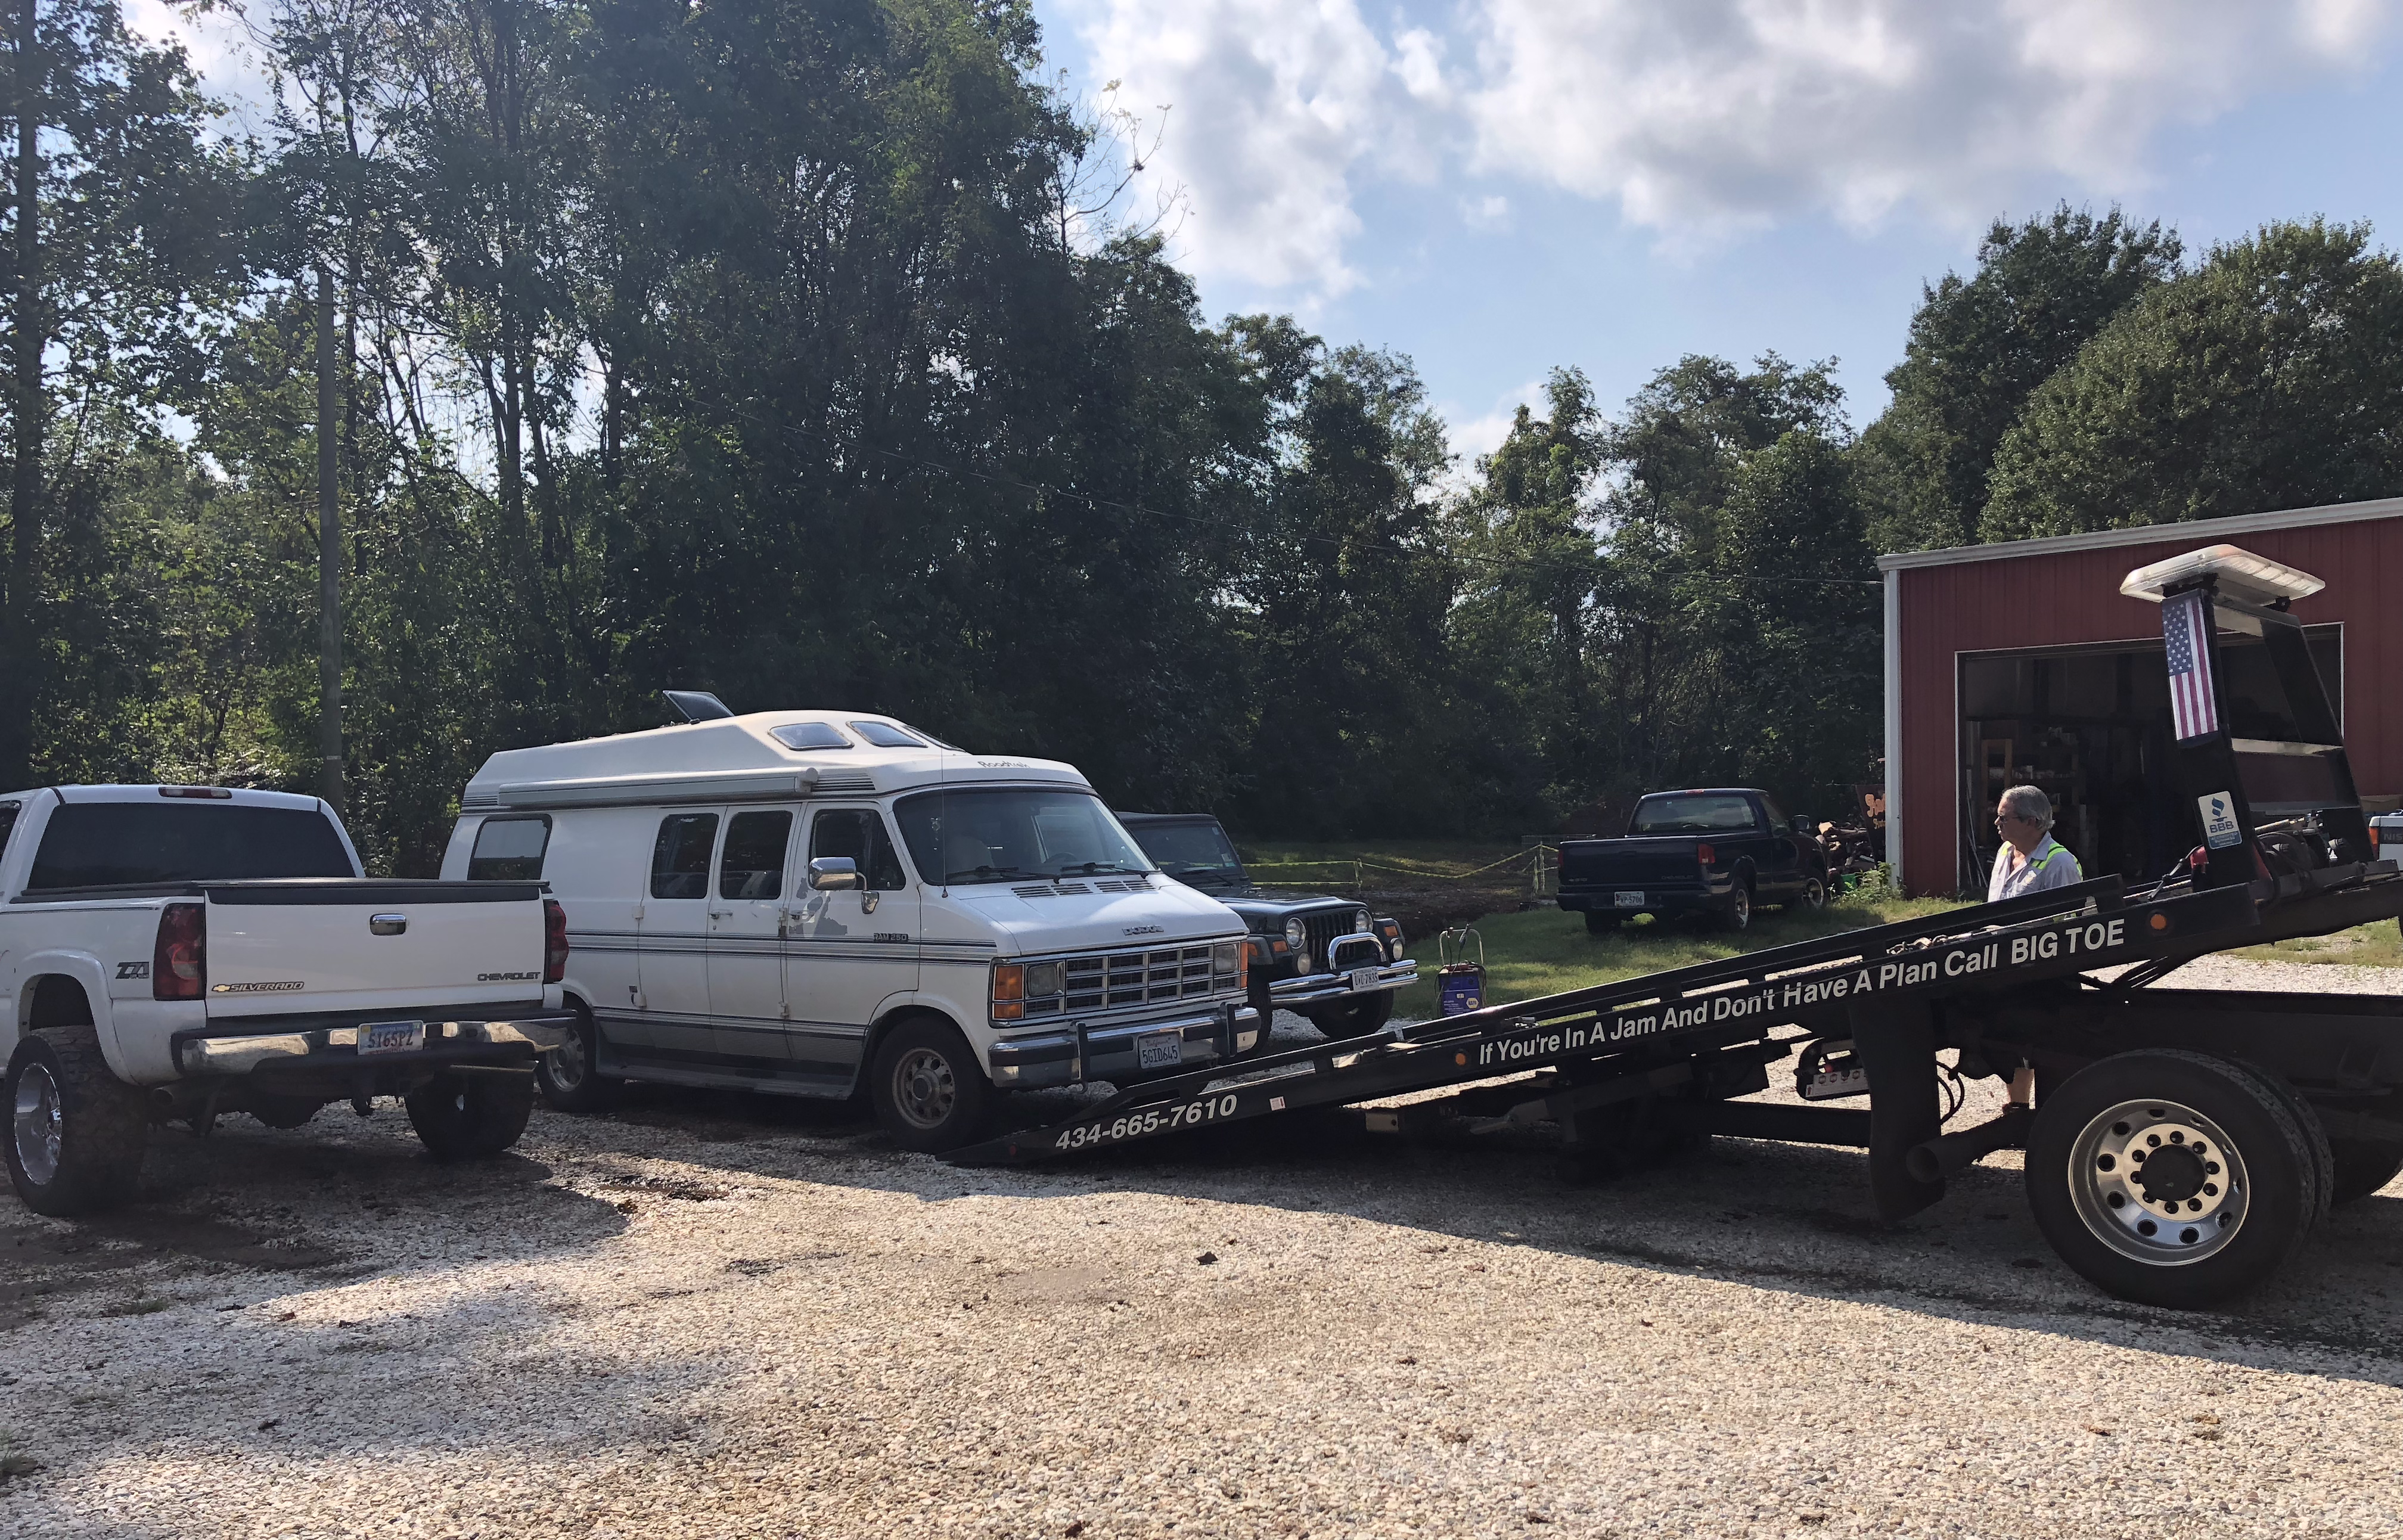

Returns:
173,1013,577,1078
988,1003,1261,1089
1269,959,1419,1004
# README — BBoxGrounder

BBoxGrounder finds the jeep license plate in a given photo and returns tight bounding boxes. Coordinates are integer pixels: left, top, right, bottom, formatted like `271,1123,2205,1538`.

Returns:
1135,1030,1182,1070
1350,967,1380,993
358,1020,426,1056
1613,890,1645,908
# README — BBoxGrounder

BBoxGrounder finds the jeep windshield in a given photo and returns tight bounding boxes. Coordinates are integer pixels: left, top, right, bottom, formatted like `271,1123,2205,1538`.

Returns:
894,787,1156,886
1126,821,1245,887
1628,794,1759,836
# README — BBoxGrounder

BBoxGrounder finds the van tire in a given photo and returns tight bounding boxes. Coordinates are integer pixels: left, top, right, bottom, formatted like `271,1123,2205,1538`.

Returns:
869,1017,991,1153
406,1070,536,1160
6,1023,148,1217
534,1003,622,1114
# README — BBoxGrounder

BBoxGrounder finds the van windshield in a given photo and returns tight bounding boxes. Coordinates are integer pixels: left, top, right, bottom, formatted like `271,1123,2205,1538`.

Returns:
893,788,1156,885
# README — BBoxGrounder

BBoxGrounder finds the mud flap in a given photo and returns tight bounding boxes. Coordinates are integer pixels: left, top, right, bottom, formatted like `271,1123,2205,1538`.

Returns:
1851,996,1945,1221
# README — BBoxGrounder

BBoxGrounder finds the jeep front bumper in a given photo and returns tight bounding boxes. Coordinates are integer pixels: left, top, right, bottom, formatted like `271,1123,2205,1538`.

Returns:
1269,960,1419,1004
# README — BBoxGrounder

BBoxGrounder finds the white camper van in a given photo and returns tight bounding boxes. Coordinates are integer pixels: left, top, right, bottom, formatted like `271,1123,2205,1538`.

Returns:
442,706,1261,1150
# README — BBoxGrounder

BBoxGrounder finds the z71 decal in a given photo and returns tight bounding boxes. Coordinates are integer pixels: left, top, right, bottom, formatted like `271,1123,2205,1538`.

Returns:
115,961,150,980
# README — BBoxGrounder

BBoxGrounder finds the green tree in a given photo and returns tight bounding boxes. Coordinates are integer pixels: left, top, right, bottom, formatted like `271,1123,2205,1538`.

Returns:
1983,219,2403,539
1859,204,2179,552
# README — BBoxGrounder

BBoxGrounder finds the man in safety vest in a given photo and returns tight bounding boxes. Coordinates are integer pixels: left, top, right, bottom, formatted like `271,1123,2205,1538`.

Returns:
1989,784,2082,901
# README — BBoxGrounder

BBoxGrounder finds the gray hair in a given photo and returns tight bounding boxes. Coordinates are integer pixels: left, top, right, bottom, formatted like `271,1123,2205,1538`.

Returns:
2000,784,2054,830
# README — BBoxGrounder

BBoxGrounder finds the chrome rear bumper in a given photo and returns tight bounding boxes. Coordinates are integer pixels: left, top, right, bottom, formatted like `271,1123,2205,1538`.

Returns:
175,1014,576,1077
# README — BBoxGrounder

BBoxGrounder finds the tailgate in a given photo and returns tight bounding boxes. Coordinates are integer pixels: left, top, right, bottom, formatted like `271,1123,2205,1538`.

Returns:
1560,839,1705,887
202,881,547,1020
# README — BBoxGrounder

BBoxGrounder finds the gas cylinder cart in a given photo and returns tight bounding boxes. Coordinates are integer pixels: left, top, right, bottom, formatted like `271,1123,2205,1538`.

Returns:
1437,928,1485,1017
952,544,2403,1310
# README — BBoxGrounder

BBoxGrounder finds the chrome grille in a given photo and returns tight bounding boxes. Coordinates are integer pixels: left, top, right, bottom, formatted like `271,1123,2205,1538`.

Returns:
1060,945,1219,1013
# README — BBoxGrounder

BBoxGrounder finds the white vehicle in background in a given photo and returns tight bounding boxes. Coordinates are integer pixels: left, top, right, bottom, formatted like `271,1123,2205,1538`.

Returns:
443,696,1261,1151
2,786,573,1215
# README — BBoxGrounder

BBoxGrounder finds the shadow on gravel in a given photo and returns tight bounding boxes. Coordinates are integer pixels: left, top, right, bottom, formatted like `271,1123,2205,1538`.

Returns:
572,1036,2403,1390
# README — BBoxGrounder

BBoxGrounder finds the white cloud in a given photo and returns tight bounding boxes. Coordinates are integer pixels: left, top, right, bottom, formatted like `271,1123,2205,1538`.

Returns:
1060,0,2402,298
1448,377,1547,461
1461,0,2399,240
1057,0,1443,297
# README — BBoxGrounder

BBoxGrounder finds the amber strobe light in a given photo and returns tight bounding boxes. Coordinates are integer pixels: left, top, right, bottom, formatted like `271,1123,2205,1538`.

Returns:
153,902,206,1000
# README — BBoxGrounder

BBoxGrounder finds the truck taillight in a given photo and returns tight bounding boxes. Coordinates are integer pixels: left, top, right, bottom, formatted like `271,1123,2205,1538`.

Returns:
153,902,206,1001
1696,842,1716,867
543,899,570,984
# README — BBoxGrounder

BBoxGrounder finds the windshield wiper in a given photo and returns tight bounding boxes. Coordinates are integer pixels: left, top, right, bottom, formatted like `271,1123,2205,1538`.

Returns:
945,864,1041,884
1057,862,1149,877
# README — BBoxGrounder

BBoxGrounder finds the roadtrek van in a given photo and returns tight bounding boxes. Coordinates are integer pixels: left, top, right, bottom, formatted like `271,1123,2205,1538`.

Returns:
442,709,1260,1149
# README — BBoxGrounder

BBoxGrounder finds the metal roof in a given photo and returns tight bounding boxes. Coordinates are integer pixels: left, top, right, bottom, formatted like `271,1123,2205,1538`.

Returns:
1875,495,2403,573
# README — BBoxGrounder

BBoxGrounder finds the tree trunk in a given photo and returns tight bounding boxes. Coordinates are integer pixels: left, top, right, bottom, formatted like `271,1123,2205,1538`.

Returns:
317,268,343,817
4,0,42,788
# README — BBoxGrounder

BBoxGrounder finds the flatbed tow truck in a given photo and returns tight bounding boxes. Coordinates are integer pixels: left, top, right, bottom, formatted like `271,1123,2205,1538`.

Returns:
954,544,2403,1309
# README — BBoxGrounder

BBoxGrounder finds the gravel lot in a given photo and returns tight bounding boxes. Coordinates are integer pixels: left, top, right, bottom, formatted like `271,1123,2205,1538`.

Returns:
4,967,2401,1539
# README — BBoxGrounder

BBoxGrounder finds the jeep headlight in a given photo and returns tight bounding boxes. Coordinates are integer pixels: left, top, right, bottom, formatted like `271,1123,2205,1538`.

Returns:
1283,917,1305,946
1353,908,1371,936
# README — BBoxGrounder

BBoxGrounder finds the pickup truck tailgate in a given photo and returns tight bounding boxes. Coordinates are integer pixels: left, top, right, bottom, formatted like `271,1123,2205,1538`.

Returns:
203,881,547,1020
1561,839,1704,886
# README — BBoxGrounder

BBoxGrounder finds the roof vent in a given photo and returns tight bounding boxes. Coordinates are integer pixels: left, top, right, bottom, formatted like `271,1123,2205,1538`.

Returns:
661,689,734,723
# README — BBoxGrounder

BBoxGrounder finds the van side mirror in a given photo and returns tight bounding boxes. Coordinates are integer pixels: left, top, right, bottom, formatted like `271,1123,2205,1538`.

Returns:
808,856,861,891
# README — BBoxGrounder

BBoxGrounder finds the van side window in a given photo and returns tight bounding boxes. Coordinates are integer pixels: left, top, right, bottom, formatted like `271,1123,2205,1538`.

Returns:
650,814,719,899
467,815,551,880
719,811,793,899
811,809,907,890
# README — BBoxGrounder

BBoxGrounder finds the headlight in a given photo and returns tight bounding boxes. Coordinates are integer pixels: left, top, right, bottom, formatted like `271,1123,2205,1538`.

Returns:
1024,961,1066,997
1284,917,1305,946
1353,908,1371,935
1212,941,1238,973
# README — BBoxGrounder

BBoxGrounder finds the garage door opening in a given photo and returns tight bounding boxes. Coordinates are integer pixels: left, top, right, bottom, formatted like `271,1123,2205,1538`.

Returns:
1954,626,2341,893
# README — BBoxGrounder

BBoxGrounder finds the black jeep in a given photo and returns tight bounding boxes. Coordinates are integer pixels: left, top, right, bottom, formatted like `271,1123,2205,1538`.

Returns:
1116,813,1417,1042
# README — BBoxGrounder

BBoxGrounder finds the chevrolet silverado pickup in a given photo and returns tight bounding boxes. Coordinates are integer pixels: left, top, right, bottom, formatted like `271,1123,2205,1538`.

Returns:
3,785,573,1215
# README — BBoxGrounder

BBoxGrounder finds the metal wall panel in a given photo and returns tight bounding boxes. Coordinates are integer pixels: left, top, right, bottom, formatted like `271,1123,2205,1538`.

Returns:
1894,516,2403,894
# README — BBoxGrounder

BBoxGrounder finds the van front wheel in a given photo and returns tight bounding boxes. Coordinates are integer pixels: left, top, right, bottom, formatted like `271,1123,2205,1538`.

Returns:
870,1018,992,1153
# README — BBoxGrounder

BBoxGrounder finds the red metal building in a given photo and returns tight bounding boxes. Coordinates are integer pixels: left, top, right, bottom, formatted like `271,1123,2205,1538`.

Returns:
1878,496,2403,897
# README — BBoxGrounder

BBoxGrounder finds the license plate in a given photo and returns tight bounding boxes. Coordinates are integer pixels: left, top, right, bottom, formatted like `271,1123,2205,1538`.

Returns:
1613,890,1645,908
358,1020,426,1056
1350,967,1380,993
1135,1030,1183,1070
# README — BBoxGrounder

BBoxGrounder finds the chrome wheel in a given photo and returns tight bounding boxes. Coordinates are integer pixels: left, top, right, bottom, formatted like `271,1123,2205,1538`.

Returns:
549,1024,589,1090
1800,877,1827,910
13,1061,62,1187
2069,1098,2249,1266
892,1047,957,1130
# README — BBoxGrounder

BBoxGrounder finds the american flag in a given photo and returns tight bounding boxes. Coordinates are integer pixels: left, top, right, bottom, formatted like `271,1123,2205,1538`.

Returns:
2163,590,2219,741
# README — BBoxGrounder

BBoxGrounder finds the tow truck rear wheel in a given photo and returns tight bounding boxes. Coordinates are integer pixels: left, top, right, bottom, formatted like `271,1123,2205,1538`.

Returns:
405,1069,535,1160
870,1016,991,1153
2026,1050,2318,1308
1306,991,1394,1042
5,1024,148,1217
2329,1140,2403,1204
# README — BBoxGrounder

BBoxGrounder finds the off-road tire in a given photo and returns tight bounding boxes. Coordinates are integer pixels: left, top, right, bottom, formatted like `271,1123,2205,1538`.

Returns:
6,1024,148,1217
2329,1140,2403,1204
405,1070,535,1160
533,1002,622,1113
869,1017,991,1153
1306,991,1395,1042
2026,1050,2319,1308
1583,911,1620,935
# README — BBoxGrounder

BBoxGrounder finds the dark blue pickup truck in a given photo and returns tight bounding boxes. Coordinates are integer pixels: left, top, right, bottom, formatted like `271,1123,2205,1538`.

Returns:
1557,788,1828,934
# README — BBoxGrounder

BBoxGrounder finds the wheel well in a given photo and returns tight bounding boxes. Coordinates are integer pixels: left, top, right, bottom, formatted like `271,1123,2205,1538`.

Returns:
26,974,94,1030
858,1005,969,1090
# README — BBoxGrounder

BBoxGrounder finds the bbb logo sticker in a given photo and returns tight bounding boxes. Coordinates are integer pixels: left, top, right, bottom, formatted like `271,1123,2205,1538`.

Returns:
2198,791,2244,850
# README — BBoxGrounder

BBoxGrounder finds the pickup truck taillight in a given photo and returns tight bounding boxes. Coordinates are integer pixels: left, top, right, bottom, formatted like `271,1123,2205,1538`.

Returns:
1696,842,1716,868
543,899,569,984
153,902,206,1000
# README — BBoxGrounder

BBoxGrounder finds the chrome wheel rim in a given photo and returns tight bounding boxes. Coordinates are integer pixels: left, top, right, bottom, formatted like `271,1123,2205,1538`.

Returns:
1730,890,1749,926
892,1048,957,1129
551,1025,589,1089
13,1061,62,1186
2069,1097,2249,1266
1803,878,1825,909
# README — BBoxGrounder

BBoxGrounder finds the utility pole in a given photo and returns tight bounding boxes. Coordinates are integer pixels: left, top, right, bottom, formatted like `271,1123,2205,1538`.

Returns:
315,266,343,818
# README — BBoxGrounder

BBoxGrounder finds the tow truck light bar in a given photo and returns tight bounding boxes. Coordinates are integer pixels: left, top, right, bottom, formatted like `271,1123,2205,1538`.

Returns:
2119,544,2324,606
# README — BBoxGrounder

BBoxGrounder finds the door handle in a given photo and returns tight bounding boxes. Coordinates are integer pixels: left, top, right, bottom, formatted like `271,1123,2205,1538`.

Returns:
708,909,731,920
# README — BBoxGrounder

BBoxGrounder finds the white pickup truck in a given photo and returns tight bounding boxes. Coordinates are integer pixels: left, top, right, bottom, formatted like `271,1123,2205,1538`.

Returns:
2,785,575,1215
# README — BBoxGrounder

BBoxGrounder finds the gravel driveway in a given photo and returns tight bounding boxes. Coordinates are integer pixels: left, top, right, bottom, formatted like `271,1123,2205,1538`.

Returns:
4,977,2400,1539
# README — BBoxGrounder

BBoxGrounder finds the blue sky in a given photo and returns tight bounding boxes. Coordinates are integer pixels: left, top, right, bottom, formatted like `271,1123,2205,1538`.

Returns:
1035,0,2403,455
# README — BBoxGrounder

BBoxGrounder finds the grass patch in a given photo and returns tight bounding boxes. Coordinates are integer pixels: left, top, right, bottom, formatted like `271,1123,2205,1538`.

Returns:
2225,918,2403,969
1392,888,1967,1019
